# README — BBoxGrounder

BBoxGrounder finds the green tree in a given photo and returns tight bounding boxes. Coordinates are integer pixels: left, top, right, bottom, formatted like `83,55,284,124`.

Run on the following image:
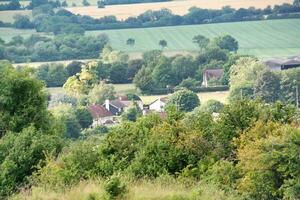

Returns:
193,34,210,51
0,126,64,198
13,14,33,29
159,39,167,50
50,104,82,138
75,107,93,129
126,38,135,47
213,35,239,52
253,69,281,103
237,121,300,199
0,62,49,136
88,82,116,104
110,62,128,83
97,0,105,8
121,104,141,122
171,55,197,84
294,0,300,5
199,99,224,113
167,89,200,112
82,0,90,6
152,56,173,89
66,61,83,77
133,66,154,94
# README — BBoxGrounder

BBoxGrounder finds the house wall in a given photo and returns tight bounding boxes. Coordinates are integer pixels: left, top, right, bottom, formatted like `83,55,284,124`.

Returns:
149,100,165,112
92,116,114,127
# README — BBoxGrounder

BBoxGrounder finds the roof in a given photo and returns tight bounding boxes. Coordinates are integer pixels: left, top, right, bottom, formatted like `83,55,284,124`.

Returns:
203,69,224,79
265,57,300,68
109,100,127,109
87,104,113,118
149,96,169,105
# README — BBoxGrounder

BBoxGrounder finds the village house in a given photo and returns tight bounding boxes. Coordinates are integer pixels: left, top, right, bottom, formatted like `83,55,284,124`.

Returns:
147,96,169,112
202,69,224,87
87,104,115,127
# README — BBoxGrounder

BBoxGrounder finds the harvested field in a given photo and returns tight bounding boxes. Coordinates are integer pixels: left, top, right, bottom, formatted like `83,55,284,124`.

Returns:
67,0,293,20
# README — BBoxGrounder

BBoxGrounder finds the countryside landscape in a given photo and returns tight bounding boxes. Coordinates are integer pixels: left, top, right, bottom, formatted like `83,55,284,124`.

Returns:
1,0,300,199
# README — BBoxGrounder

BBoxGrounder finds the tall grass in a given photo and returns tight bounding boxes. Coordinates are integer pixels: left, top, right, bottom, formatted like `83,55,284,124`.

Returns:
10,177,241,200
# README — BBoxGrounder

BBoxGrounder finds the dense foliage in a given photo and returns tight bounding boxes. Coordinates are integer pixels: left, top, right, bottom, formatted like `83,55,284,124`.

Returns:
229,57,300,106
0,34,109,63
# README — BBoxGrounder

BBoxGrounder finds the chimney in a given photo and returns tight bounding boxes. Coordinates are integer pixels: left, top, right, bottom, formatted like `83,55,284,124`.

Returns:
105,99,110,110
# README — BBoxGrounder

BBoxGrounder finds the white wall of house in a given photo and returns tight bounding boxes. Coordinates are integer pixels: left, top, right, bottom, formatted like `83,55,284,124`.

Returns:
92,116,115,127
149,100,166,112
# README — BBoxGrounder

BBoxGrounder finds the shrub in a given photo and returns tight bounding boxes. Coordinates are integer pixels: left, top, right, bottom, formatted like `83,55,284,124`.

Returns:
104,176,127,200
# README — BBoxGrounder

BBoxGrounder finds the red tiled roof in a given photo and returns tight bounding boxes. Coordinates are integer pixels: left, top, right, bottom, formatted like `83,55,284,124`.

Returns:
87,104,113,118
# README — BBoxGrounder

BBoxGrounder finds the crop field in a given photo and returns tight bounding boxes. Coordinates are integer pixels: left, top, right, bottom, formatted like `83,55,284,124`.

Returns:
66,0,292,20
0,10,31,23
87,18,300,59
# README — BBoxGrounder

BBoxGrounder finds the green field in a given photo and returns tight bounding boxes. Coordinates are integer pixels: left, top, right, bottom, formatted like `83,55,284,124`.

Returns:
87,18,300,58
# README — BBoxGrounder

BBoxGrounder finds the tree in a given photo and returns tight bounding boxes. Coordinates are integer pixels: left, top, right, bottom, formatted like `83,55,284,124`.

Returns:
237,121,300,199
199,99,224,113
171,55,197,84
75,107,93,129
175,78,200,91
253,69,281,103
50,104,82,138
88,82,116,104
61,0,68,7
13,14,33,29
82,0,90,6
110,62,128,83
159,39,167,50
133,66,154,94
126,38,135,47
121,105,141,122
294,0,300,5
66,61,83,77
167,89,200,112
213,35,239,52
97,0,105,8
28,0,48,9
193,34,210,51
0,61,50,136
229,57,266,91
152,56,173,89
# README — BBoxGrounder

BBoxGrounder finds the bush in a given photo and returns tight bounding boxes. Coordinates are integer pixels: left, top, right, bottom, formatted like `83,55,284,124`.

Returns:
104,175,127,200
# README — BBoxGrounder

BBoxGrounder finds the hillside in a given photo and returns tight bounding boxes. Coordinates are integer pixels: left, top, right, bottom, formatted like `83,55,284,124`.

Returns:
86,18,300,58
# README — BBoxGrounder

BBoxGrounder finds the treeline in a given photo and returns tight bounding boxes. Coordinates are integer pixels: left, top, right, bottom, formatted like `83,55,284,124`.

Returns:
101,0,170,5
7,1,300,33
1,60,300,199
0,33,109,63
0,0,63,11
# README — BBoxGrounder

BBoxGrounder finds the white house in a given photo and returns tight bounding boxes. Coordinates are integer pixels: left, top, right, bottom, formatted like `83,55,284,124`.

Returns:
148,97,169,112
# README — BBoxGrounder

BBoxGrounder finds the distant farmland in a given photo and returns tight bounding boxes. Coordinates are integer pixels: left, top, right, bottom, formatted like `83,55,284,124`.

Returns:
0,10,32,23
67,0,293,20
86,19,300,59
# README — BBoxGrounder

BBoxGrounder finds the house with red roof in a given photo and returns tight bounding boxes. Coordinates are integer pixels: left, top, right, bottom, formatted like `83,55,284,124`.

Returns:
87,104,115,127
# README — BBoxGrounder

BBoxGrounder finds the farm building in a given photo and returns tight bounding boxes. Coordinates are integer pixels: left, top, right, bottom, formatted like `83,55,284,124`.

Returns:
202,69,224,87
265,56,300,70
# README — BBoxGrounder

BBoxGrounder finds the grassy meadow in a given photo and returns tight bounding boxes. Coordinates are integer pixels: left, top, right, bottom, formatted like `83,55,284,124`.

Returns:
87,18,300,59
0,27,42,42
66,0,292,19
